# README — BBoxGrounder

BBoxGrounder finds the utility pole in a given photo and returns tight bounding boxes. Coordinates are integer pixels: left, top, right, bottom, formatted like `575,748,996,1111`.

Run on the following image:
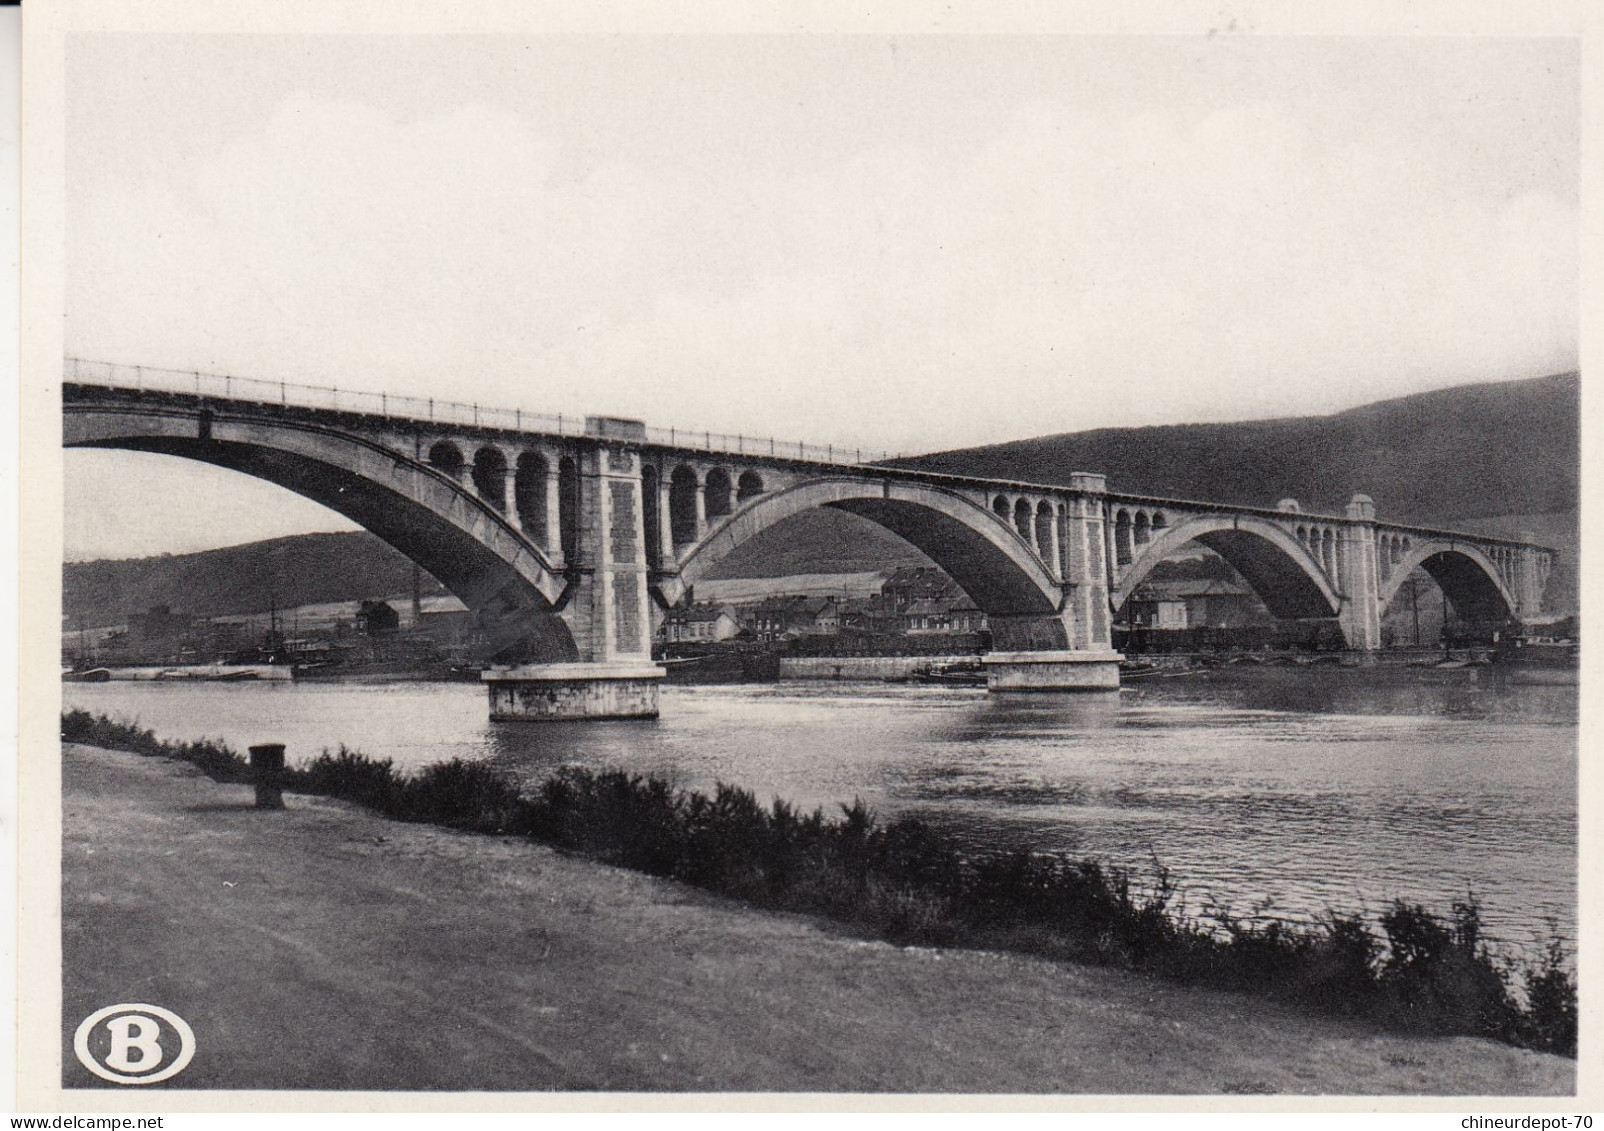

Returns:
1409,574,1421,648
1441,585,1451,659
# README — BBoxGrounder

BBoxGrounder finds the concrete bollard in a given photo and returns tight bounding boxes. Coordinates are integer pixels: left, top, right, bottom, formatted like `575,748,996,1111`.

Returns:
248,743,286,810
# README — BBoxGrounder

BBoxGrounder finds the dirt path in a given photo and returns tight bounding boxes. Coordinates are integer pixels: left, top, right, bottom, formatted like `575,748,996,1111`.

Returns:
60,743,1573,1094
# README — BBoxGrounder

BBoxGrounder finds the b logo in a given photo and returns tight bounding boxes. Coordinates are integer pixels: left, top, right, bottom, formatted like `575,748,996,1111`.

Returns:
73,1004,195,1085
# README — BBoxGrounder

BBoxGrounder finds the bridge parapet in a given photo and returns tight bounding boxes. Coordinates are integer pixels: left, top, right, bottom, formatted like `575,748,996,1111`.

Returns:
66,358,901,467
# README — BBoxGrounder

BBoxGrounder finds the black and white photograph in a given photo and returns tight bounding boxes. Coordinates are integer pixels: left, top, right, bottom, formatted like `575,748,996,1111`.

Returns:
17,1,1592,1110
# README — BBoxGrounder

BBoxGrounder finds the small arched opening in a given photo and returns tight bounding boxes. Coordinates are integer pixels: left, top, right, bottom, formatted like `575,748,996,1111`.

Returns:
1134,511,1151,547
428,441,464,481
558,456,580,562
704,468,733,519
472,445,508,512
1034,500,1055,560
1114,509,1133,566
1013,498,1032,540
514,452,548,542
642,464,662,569
737,471,765,504
992,495,1011,520
669,466,700,547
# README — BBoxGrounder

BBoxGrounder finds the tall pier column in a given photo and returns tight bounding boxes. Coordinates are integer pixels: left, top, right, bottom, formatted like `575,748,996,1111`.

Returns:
1513,534,1547,619
982,473,1122,691
1337,494,1382,651
544,461,564,570
656,470,675,567
484,418,664,720
500,466,519,532
693,481,708,541
1061,474,1114,650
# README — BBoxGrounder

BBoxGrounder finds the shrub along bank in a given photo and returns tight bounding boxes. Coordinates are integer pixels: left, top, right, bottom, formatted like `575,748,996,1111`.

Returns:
61,709,1577,1058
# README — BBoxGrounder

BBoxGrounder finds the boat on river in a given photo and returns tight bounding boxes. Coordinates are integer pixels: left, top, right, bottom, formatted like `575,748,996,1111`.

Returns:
909,662,987,686
1489,637,1578,686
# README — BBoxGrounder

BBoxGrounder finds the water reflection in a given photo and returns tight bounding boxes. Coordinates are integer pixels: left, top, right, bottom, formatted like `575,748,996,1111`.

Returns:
64,670,1576,963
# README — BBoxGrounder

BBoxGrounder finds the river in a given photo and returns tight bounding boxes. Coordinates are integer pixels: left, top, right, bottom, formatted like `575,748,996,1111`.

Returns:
63,668,1576,964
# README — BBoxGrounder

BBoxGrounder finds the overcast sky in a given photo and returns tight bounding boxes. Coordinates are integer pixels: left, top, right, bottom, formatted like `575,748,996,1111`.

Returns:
63,34,1578,559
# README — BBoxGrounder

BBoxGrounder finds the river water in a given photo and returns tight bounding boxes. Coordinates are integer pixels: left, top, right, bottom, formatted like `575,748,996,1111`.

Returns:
63,669,1576,964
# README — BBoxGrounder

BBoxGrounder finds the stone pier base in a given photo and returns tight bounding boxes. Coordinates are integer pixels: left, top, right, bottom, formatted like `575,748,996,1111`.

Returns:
981,650,1124,692
483,663,667,721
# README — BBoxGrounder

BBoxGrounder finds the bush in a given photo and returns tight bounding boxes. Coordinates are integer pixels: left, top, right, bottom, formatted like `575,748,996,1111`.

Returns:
62,710,250,782
290,746,404,810
1379,899,1516,1039
1520,935,1578,1055
400,758,527,832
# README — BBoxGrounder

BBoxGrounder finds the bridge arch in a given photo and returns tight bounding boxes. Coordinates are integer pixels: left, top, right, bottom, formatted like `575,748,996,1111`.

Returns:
1376,540,1516,623
1112,514,1342,622
669,477,1069,646
65,403,578,662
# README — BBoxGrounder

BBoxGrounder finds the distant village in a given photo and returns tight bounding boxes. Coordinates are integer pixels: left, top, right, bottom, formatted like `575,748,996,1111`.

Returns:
664,566,987,646
66,548,1543,677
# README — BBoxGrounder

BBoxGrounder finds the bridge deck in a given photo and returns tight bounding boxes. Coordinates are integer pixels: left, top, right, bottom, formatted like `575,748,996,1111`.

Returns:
64,375,1553,554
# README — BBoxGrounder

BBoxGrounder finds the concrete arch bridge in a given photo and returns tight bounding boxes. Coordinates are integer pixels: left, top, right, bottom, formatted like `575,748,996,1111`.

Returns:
63,363,1554,718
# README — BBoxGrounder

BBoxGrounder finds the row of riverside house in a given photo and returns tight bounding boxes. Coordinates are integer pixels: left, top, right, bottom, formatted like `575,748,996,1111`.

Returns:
658,566,989,646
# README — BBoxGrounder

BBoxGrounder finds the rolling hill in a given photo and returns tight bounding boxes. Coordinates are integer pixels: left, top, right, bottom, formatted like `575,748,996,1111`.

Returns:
890,373,1578,526
63,532,446,631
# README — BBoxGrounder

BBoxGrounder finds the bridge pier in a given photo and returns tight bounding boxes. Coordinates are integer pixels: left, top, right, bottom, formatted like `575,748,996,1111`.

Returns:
484,417,667,720
982,650,1123,691
983,477,1124,691
1336,494,1382,651
484,662,666,720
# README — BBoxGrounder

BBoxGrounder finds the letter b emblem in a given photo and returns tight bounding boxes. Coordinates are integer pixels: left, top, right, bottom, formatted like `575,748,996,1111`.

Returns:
74,1004,196,1085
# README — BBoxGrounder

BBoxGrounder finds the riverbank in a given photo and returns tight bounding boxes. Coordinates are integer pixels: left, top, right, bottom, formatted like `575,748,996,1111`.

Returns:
62,740,1572,1093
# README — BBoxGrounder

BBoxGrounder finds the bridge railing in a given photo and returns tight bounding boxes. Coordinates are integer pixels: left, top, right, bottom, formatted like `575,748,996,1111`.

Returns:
65,358,579,436
64,358,897,466
639,424,895,465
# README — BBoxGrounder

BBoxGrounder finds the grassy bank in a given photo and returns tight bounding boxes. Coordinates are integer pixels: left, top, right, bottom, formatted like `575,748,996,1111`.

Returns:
60,709,1577,1058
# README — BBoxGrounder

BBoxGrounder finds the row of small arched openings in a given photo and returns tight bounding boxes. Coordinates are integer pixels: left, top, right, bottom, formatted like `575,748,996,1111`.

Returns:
1483,543,1524,589
1294,524,1347,580
1375,532,1416,581
424,439,579,561
990,494,1080,577
1109,507,1170,568
646,464,766,566
425,442,777,569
